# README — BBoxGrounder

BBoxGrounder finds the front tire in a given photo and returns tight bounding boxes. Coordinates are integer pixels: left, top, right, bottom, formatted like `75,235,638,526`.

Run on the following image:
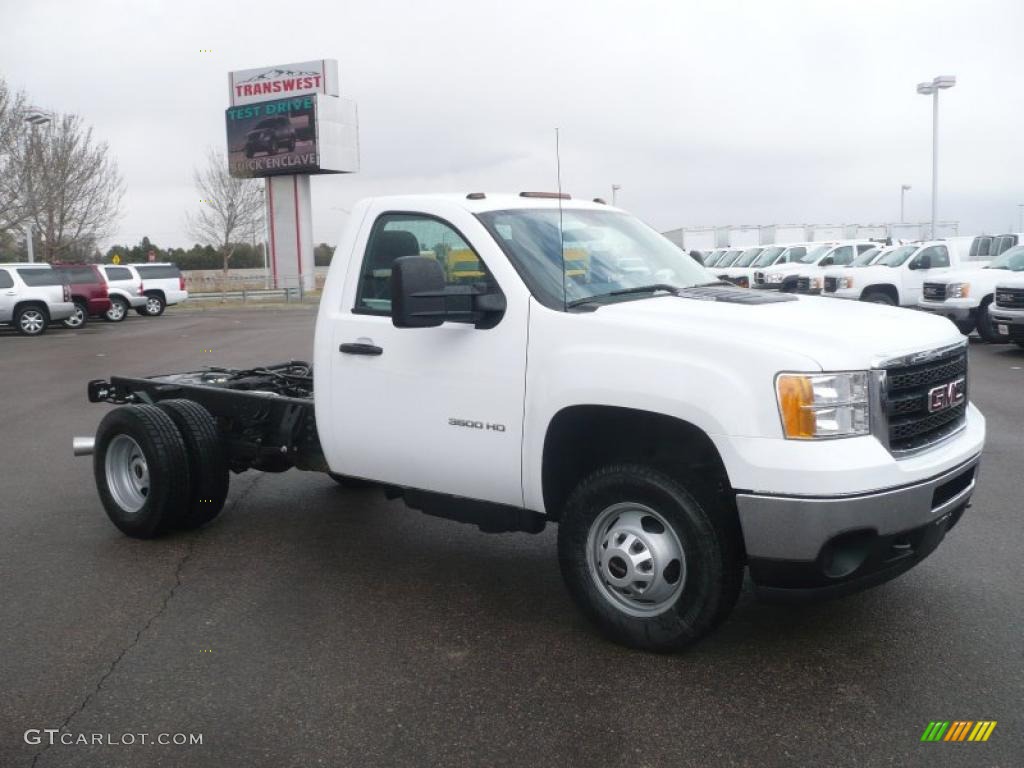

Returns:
104,296,129,322
94,405,190,538
975,300,1009,343
14,304,48,336
557,464,743,652
62,299,89,329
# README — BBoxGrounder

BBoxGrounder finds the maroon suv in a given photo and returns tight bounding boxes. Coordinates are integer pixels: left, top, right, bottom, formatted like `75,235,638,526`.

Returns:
52,264,111,329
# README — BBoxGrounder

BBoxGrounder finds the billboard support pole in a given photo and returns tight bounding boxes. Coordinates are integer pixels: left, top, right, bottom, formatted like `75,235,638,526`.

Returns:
266,174,314,292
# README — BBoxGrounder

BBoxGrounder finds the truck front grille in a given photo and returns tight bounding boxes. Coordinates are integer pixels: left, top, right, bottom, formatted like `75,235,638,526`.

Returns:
922,282,947,301
824,276,838,293
995,287,1024,309
796,277,810,294
753,271,765,286
883,346,968,453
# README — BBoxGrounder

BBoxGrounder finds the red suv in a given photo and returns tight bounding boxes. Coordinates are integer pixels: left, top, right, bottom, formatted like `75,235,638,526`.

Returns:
51,264,112,329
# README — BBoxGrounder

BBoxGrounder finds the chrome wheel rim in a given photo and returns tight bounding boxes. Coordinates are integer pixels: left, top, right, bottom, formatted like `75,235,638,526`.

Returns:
66,306,85,327
586,503,686,617
105,435,149,513
106,300,125,320
20,309,44,334
146,297,162,314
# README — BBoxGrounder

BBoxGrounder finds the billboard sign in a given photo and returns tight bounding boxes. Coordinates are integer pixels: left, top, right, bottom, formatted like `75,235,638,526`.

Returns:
226,94,359,178
228,59,339,106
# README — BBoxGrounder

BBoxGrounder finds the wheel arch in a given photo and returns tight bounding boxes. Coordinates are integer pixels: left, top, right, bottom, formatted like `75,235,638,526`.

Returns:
13,299,50,320
861,283,899,304
540,405,735,524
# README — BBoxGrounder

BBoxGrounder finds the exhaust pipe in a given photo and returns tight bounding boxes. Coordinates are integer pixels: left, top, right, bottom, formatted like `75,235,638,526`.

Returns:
73,437,95,457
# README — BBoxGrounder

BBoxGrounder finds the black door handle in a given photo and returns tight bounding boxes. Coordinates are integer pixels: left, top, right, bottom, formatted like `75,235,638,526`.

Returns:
339,342,383,356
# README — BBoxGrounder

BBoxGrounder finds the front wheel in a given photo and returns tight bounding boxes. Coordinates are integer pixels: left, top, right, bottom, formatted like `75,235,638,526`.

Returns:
104,296,129,322
62,300,89,329
975,300,1009,344
557,464,743,652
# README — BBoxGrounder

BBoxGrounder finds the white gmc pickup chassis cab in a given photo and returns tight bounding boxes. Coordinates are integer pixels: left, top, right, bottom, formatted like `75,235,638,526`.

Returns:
75,193,985,651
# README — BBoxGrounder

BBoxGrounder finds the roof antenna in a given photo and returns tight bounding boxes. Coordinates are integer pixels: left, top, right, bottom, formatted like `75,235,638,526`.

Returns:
556,127,566,311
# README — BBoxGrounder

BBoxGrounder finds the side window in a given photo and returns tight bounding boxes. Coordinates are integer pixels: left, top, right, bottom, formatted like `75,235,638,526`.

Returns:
787,247,805,262
913,245,949,268
105,267,132,281
353,214,494,315
856,244,875,254
971,237,991,258
831,245,854,265
0,270,13,289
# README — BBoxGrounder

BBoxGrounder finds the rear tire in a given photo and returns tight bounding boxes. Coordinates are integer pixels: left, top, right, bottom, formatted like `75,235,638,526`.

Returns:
14,304,48,336
975,300,1009,343
156,400,230,530
62,299,89,329
862,290,896,306
557,463,743,652
142,293,166,316
94,405,190,538
103,296,129,322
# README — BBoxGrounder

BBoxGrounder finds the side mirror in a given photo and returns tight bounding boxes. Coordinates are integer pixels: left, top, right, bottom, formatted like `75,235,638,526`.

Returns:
391,255,506,330
912,254,932,270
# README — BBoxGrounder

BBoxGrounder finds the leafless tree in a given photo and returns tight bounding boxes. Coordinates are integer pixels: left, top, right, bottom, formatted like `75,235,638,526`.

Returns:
186,149,264,274
0,77,29,236
9,113,124,261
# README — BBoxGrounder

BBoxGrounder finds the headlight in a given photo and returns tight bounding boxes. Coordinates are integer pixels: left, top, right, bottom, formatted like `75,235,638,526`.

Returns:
947,282,970,298
776,372,870,439
839,276,855,289
767,273,783,284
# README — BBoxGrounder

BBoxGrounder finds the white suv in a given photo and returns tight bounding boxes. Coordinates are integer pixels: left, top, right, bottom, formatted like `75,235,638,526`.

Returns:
0,263,75,336
100,265,147,322
132,263,188,316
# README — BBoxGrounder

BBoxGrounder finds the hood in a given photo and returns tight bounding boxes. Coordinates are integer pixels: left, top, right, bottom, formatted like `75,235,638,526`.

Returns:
927,266,1024,287
592,290,963,370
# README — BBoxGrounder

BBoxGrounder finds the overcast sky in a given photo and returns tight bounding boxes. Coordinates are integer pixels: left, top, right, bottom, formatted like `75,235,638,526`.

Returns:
3,0,1023,248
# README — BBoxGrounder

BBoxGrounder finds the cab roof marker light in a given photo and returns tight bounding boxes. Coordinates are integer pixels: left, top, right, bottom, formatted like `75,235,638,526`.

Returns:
519,192,571,199
466,192,486,200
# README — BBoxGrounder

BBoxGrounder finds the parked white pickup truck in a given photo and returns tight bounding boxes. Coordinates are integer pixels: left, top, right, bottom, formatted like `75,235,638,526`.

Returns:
917,244,1024,341
823,240,961,306
990,277,1024,348
76,193,985,651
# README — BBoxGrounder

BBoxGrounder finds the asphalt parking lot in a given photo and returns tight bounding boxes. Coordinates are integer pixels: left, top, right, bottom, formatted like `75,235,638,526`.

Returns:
1,307,1021,767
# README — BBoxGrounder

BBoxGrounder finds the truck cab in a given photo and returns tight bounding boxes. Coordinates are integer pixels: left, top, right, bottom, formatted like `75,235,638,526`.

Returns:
824,240,959,306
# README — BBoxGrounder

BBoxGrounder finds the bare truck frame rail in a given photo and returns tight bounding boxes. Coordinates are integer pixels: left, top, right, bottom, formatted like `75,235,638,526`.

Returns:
87,361,326,474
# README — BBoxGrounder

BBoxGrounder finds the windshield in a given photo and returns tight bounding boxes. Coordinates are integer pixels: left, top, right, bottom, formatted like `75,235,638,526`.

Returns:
704,250,723,266
797,245,830,264
718,250,743,267
733,247,763,267
876,244,918,267
751,246,784,267
478,208,713,308
850,247,880,266
987,245,1024,271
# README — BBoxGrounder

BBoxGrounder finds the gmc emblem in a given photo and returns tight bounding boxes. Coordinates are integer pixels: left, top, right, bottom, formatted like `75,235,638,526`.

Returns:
928,377,966,413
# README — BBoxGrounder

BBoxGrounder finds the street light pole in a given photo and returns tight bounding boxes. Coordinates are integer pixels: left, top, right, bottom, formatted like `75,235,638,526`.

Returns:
21,108,54,263
611,184,621,206
916,76,956,240
900,184,911,223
